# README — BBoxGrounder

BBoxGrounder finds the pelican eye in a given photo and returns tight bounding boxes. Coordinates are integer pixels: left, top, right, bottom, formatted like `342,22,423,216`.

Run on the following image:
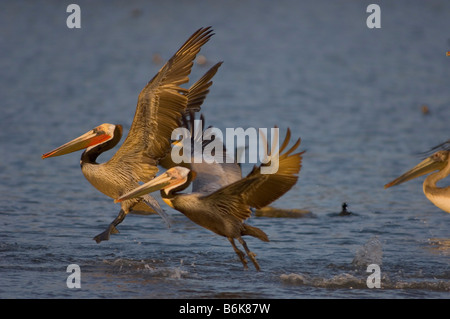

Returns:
96,127,106,134
432,151,447,162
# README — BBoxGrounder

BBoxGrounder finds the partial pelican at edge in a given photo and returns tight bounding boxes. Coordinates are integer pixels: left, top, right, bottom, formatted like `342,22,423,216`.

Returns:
385,150,450,214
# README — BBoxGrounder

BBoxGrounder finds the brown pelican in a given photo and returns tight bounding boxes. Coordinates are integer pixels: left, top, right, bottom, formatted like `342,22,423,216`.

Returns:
385,150,450,214
42,27,221,242
116,114,304,270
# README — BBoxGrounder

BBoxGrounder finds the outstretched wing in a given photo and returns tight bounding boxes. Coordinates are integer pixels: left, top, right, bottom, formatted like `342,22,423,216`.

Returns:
186,61,223,112
109,27,214,183
157,62,223,170
202,128,304,221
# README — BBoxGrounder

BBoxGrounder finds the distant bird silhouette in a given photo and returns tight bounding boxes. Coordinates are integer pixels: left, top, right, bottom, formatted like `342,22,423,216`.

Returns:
421,105,430,115
339,203,352,216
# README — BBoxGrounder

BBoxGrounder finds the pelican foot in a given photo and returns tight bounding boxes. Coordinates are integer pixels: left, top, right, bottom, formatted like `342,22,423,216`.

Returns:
247,252,261,271
236,250,249,270
237,237,261,271
93,225,120,243
228,237,249,270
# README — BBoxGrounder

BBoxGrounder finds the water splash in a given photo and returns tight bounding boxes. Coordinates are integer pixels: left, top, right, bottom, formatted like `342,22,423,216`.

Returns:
102,258,189,279
280,237,449,292
352,236,383,268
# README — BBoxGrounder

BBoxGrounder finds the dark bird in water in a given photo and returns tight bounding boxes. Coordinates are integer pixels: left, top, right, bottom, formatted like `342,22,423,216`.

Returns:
116,113,305,270
339,203,352,216
41,27,222,242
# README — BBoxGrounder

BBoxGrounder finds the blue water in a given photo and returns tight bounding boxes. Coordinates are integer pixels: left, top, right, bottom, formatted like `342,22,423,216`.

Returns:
0,0,449,299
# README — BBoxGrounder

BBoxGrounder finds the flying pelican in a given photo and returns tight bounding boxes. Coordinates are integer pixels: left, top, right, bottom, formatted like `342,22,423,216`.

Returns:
42,27,221,243
384,149,450,214
116,114,304,270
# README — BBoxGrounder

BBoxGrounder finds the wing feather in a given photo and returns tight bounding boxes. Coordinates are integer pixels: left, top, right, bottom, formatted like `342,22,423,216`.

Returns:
179,112,243,193
158,62,223,170
186,62,223,112
201,129,304,222
108,27,214,182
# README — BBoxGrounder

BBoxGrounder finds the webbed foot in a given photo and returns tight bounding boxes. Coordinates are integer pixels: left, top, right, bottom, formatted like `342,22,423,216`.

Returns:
93,224,119,243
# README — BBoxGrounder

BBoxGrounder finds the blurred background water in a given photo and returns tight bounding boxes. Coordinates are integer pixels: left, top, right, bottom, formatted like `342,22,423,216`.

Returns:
0,0,449,299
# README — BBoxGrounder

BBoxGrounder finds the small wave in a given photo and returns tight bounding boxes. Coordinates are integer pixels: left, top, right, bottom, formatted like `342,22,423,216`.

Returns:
280,272,366,289
280,272,450,292
392,280,450,291
427,238,450,256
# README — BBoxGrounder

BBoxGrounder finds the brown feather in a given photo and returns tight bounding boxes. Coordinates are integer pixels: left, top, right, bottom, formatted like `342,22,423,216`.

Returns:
108,27,214,183
201,129,304,221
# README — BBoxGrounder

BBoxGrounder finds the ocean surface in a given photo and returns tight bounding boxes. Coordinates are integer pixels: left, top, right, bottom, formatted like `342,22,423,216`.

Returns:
0,0,449,299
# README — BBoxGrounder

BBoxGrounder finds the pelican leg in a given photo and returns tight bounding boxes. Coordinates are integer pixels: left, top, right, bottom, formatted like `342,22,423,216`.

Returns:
228,237,248,270
94,209,127,243
237,237,261,271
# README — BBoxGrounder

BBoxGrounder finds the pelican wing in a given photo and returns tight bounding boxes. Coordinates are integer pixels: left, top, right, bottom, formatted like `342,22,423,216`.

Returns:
160,111,242,193
192,161,243,194
202,129,304,221
157,62,223,170
182,112,243,194
190,122,243,194
109,27,214,183
186,61,223,112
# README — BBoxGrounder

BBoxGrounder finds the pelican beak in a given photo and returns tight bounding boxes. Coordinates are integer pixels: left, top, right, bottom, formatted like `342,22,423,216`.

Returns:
42,124,115,159
384,156,445,189
115,167,190,203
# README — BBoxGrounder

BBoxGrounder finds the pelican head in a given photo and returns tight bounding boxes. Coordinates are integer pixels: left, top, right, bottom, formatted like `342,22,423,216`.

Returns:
115,166,191,203
385,150,449,189
42,123,122,159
